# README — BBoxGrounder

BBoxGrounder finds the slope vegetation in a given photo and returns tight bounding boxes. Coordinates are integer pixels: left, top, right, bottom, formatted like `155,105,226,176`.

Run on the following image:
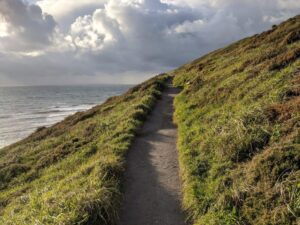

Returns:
0,74,169,225
1,15,300,225
173,16,300,224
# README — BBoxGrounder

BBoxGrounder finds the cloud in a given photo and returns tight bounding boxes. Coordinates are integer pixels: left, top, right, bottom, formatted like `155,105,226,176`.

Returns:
68,8,122,51
65,0,300,71
67,0,203,68
0,0,57,52
0,0,299,85
37,0,106,31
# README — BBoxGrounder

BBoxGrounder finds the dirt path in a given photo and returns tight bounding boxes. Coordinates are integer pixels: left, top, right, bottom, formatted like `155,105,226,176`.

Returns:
117,82,185,225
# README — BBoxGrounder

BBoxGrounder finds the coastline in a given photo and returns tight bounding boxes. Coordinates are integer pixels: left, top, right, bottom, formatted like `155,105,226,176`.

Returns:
0,84,133,149
0,104,96,149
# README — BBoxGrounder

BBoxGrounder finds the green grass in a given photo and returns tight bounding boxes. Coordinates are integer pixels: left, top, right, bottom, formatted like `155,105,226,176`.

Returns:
173,15,300,225
0,74,170,225
1,15,300,225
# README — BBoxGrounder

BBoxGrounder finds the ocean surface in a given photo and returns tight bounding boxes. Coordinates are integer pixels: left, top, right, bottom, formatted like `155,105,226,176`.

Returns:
0,85,133,148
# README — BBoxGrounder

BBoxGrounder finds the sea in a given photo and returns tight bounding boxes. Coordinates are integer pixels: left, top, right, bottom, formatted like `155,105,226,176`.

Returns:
0,85,133,148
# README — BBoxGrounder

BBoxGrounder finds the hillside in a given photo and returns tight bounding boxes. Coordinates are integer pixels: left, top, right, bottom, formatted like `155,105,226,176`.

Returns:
173,15,300,224
0,15,299,225
0,75,170,224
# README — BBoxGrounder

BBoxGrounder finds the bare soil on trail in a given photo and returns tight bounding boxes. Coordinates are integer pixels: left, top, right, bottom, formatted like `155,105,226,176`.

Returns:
117,83,186,225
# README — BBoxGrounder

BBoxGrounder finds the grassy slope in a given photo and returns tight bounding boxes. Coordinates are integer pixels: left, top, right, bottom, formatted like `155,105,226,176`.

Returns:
173,16,300,225
0,74,170,225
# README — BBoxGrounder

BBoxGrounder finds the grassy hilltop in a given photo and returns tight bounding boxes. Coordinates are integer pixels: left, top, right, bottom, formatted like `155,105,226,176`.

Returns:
0,15,299,225
173,15,300,224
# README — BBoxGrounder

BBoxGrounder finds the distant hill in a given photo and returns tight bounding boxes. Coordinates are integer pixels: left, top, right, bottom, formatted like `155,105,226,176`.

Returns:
173,15,300,225
0,15,299,225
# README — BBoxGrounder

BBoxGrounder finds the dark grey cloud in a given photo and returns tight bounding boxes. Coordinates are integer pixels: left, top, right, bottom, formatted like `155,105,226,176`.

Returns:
0,0,57,51
0,0,299,86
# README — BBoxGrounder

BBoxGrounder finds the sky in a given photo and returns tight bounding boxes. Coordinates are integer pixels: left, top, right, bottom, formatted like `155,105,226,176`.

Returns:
0,0,299,86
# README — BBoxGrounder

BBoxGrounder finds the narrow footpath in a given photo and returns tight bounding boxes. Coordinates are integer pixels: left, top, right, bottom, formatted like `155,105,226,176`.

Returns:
118,82,186,225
